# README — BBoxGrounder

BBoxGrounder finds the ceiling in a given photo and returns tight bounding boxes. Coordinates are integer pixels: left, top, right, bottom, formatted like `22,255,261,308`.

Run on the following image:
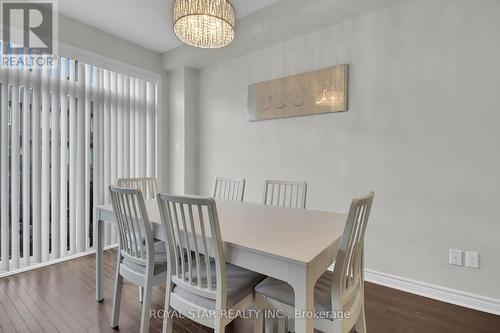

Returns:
163,0,404,70
59,0,280,54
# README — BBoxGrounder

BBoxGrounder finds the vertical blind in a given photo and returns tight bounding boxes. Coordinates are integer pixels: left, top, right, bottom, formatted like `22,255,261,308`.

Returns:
0,55,157,273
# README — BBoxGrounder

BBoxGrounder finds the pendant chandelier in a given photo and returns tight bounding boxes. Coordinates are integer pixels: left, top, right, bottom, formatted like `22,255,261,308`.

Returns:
173,0,236,49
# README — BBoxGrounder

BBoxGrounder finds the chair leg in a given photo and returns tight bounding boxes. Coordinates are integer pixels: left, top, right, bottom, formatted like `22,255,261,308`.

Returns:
111,256,123,328
162,278,173,333
214,321,225,333
265,317,274,333
254,294,266,333
139,286,144,303
332,318,342,333
277,318,286,333
163,310,173,333
139,279,153,333
354,306,367,333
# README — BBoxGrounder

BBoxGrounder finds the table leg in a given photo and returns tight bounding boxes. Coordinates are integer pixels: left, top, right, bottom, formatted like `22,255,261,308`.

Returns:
96,214,104,302
291,268,315,333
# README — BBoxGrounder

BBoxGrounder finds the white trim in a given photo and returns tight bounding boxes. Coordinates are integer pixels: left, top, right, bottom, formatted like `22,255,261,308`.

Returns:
58,42,161,83
365,269,500,316
0,244,118,278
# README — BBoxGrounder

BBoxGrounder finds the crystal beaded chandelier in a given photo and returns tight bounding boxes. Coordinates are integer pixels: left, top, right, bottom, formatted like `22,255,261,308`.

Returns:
173,0,236,49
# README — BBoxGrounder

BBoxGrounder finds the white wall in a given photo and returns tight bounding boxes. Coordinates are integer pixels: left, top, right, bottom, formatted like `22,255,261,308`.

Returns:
166,67,200,194
184,68,200,194
167,68,186,194
194,0,500,300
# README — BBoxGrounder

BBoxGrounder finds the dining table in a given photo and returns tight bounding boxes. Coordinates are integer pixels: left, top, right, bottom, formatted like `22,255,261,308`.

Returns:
94,199,346,333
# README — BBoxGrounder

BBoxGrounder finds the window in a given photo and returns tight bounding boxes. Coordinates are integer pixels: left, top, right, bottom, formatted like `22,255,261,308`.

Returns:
0,55,157,273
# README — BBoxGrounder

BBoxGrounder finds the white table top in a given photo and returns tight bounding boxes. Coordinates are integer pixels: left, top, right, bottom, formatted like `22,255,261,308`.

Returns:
96,199,346,265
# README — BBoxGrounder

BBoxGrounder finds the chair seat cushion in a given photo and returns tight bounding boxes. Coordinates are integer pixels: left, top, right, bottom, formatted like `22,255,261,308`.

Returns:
121,241,168,275
173,262,265,310
254,270,334,314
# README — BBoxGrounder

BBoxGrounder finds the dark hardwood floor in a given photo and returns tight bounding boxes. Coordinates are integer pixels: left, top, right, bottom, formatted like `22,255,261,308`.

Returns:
0,249,498,333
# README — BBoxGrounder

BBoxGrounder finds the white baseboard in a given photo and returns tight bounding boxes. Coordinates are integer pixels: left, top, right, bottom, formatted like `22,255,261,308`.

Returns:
3,251,499,316
365,269,500,316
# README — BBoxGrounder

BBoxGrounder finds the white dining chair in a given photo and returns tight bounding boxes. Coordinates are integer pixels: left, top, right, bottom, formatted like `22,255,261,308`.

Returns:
109,186,168,333
263,179,307,332
263,180,307,209
117,176,160,302
157,193,265,333
212,177,246,201
254,192,374,333
117,177,159,199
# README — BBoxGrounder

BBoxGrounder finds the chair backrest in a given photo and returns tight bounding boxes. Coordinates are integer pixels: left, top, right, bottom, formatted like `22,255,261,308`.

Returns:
212,177,246,201
331,192,374,318
263,180,307,209
157,193,227,307
117,177,159,200
109,186,154,267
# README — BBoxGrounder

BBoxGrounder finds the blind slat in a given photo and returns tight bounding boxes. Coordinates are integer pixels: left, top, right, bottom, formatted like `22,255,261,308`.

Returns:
129,77,136,177
140,80,147,177
134,79,141,176
92,66,100,248
11,70,21,269
41,64,50,262
69,60,77,254
0,69,8,271
76,62,86,252
22,67,31,265
103,70,111,245
84,64,92,250
60,58,69,256
98,69,105,208
117,74,124,180
110,72,117,245
31,68,42,263
123,76,130,177
51,59,61,259
147,82,156,178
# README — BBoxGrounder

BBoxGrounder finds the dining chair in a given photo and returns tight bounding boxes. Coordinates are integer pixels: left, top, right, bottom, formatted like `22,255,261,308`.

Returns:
117,176,160,302
109,186,168,333
117,177,159,199
263,180,307,209
157,193,265,333
212,177,246,201
254,192,375,333
263,179,307,332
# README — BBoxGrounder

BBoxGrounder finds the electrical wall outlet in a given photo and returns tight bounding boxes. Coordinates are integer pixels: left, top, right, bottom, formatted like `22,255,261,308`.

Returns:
466,251,480,269
449,249,463,266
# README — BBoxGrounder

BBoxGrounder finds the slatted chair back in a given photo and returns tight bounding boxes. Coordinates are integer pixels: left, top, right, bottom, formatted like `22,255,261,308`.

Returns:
109,186,154,267
331,192,374,323
157,193,227,305
212,177,245,201
263,180,307,209
117,177,159,200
